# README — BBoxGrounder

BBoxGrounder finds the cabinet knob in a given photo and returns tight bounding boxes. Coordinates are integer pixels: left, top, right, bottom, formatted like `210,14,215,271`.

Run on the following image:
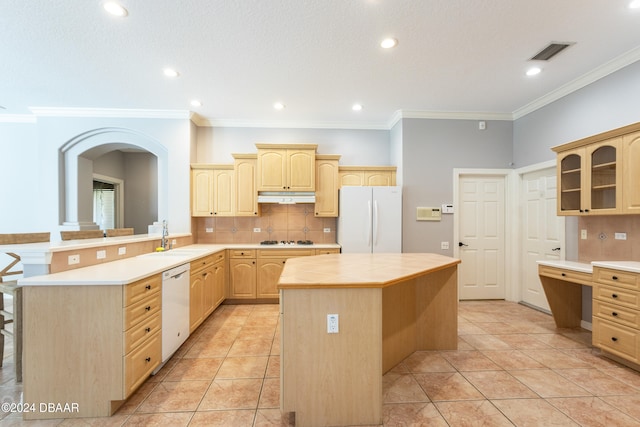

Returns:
612,312,618,317
584,209,589,212
612,294,618,299
561,273,566,277
145,306,151,311
145,285,151,290
611,337,618,342
145,327,151,332
145,357,151,362
612,276,618,280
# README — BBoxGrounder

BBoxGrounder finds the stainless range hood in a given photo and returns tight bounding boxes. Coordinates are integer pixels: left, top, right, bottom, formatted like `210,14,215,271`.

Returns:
257,192,316,204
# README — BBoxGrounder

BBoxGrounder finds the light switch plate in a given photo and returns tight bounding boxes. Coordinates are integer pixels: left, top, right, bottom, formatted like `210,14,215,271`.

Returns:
615,232,627,240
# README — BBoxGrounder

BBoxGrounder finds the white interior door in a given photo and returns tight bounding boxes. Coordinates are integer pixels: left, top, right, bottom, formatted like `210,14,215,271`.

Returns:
521,167,565,311
458,175,506,300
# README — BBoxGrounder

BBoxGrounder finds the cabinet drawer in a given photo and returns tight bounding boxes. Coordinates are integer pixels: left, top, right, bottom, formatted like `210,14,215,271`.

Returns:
124,331,161,397
315,248,340,255
124,293,162,331
595,284,640,310
229,249,256,258
593,317,639,363
593,300,640,329
538,265,592,286
124,312,161,354
594,267,639,290
257,249,315,258
124,274,161,307
191,254,215,273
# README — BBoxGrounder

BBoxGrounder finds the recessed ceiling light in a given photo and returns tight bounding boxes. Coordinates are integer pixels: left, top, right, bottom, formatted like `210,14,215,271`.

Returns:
352,104,363,111
630,0,640,8
163,68,180,78
273,102,285,110
526,67,542,77
380,38,398,49
103,1,128,17
191,100,202,107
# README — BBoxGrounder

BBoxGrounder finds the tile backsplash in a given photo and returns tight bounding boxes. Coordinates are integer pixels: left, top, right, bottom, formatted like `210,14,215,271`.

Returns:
193,204,337,244
578,215,640,262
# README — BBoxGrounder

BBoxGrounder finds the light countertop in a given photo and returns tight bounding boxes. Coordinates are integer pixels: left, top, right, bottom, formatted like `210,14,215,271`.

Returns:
18,242,340,287
591,260,640,274
536,260,593,273
537,259,640,275
278,253,461,289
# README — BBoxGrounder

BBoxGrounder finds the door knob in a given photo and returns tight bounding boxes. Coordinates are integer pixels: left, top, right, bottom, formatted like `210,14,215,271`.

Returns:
552,247,561,251
458,242,468,247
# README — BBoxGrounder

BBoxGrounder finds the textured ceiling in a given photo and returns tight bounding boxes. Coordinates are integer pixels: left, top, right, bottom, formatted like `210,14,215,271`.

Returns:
1,0,640,128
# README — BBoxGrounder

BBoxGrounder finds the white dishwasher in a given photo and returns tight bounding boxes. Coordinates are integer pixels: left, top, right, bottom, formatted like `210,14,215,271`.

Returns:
160,263,190,363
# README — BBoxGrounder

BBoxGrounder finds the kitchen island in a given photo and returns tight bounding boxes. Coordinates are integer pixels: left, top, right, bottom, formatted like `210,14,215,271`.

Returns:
278,253,460,427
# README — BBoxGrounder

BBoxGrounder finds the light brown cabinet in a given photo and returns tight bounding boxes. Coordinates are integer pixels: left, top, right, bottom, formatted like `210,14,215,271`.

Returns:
338,166,397,187
213,166,235,216
256,144,317,191
191,167,214,216
553,122,640,216
23,274,162,419
190,251,226,332
229,249,257,299
593,266,640,364
257,248,315,298
191,165,235,217
233,154,259,216
314,155,340,217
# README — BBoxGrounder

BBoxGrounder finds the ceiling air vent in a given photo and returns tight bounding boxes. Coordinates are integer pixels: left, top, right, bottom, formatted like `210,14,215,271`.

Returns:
530,42,574,61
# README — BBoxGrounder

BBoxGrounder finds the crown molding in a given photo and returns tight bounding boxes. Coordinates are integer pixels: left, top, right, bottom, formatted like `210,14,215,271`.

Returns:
191,115,390,130
513,45,640,120
0,114,37,123
28,107,191,119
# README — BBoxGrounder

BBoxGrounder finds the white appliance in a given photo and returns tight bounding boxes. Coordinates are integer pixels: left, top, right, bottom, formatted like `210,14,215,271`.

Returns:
337,186,402,253
161,263,190,362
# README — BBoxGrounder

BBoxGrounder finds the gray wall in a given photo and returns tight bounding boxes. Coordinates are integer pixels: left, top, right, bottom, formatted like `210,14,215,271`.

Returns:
195,126,391,165
401,118,514,254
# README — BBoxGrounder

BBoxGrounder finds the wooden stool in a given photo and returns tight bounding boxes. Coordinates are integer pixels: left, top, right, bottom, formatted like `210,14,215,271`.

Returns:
0,232,50,382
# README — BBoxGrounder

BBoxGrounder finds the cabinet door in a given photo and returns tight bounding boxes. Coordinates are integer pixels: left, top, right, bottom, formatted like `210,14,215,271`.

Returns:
257,258,286,298
229,259,257,298
288,149,315,191
315,159,339,217
586,138,621,214
365,171,393,186
339,171,365,187
257,149,287,191
235,157,259,216
623,131,640,213
213,169,235,216
189,273,204,332
191,169,214,216
203,269,215,317
213,261,226,307
557,148,585,215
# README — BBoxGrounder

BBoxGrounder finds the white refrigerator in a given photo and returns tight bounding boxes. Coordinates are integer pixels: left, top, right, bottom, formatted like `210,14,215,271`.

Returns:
337,186,402,253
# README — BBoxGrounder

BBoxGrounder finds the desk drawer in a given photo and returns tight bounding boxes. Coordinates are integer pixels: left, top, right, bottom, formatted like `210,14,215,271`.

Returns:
593,300,640,329
124,293,162,330
538,265,592,286
229,249,256,258
593,317,639,363
594,267,639,290
124,331,161,397
595,284,640,310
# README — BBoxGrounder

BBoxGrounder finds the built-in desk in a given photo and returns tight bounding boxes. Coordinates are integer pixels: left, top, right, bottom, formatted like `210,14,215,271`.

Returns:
537,260,592,328
278,253,460,427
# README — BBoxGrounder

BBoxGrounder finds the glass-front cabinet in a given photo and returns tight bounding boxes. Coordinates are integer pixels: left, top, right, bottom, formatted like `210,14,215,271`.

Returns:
556,138,621,215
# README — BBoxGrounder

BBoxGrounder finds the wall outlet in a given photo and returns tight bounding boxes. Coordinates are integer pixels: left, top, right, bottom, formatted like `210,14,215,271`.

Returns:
581,229,587,240
96,250,106,259
441,241,449,250
615,232,627,240
327,314,339,334
118,247,126,255
323,228,331,233
68,254,80,265
253,228,261,232
205,227,214,233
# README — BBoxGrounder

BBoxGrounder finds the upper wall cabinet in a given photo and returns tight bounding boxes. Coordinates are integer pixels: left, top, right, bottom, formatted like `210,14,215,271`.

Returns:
553,122,640,216
315,155,341,217
338,166,397,187
190,164,235,216
256,144,317,191
233,154,259,216
191,166,214,216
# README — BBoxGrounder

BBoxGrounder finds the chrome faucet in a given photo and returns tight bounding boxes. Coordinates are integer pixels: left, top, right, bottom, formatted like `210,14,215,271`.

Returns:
161,220,168,250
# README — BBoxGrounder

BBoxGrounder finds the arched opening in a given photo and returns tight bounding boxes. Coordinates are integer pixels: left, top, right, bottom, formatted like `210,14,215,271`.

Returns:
59,127,168,234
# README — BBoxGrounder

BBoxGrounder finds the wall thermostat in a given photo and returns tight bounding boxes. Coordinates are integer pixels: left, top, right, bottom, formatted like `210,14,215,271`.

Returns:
442,204,454,214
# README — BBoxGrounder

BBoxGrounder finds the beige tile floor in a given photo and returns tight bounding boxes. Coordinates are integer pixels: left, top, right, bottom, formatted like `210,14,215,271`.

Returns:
2,300,640,426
